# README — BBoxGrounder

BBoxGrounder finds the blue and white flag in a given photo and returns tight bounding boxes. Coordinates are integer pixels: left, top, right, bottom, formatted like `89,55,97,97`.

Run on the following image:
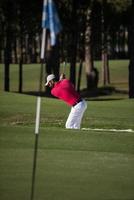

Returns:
42,0,62,46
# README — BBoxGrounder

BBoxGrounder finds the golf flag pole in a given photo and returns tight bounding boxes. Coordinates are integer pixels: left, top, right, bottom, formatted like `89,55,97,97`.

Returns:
35,96,41,134
35,0,48,135
31,0,62,199
41,0,48,60
35,0,62,132
34,0,62,133
42,0,62,46
35,0,47,135
41,29,47,59
34,0,62,147
31,1,47,200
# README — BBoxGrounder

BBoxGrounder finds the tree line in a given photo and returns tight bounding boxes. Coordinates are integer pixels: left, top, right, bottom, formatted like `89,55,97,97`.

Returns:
0,0,134,97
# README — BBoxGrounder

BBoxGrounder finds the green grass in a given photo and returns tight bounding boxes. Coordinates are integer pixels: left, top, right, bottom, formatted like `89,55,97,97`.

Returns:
0,60,133,200
1,126,134,200
78,59,129,92
0,60,129,95
0,92,134,200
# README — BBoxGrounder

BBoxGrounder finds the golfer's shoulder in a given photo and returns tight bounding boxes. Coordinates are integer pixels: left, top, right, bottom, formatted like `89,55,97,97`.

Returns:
58,79,69,84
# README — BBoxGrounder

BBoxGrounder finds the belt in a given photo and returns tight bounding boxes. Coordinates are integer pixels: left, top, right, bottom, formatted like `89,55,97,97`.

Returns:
73,98,82,107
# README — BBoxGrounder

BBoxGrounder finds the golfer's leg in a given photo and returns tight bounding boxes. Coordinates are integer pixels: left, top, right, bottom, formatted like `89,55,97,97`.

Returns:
73,100,87,129
65,107,77,129
65,100,87,129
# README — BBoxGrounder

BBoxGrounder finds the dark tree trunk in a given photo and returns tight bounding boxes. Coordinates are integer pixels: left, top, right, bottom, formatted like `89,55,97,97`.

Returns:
128,1,134,98
77,60,83,92
12,37,18,64
0,16,4,63
101,51,110,85
69,0,78,87
28,35,33,63
33,37,38,63
45,31,60,80
85,3,99,90
85,7,94,89
4,2,12,91
19,21,24,92
129,60,134,98
4,54,10,91
14,38,18,63
45,32,60,94
70,32,77,87
19,58,23,93
101,0,110,85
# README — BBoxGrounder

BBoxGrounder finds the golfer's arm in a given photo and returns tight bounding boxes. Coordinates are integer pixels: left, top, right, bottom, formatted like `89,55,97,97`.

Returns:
59,73,66,80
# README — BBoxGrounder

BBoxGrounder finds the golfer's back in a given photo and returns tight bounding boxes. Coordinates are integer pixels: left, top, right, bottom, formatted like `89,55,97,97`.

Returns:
51,79,80,106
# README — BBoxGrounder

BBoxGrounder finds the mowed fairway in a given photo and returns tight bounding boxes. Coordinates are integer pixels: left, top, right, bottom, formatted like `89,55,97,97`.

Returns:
0,91,134,200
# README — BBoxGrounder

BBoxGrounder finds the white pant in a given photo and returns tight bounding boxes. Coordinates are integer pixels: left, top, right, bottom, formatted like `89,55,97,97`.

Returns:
65,100,87,129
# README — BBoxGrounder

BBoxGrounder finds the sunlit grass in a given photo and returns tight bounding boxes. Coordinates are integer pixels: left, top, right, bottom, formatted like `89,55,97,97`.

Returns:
0,60,129,95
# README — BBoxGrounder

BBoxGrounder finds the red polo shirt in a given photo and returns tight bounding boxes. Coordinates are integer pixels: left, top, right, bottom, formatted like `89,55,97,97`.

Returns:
51,79,80,106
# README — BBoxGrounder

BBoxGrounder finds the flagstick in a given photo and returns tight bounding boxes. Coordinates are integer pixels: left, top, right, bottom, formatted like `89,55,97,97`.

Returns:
41,29,47,60
31,3,47,199
35,97,41,134
31,96,41,200
31,0,62,198
30,133,39,200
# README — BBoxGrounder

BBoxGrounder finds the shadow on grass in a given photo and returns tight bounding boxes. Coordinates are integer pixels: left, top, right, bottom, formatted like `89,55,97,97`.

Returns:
13,86,128,101
20,91,52,97
80,86,128,101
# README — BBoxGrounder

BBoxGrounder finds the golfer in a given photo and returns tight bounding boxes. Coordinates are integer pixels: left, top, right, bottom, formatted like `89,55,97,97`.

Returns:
45,74,87,129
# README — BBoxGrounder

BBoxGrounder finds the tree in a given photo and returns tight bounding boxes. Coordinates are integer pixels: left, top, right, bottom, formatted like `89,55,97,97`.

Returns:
0,0,132,95
128,0,134,98
69,0,78,86
84,1,99,90
101,0,110,85
3,0,14,91
107,0,133,97
45,32,60,81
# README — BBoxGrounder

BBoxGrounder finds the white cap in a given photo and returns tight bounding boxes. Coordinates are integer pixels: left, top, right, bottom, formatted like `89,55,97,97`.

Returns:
45,74,55,86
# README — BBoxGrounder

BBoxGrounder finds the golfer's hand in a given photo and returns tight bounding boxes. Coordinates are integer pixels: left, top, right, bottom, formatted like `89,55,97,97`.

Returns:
60,74,65,80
